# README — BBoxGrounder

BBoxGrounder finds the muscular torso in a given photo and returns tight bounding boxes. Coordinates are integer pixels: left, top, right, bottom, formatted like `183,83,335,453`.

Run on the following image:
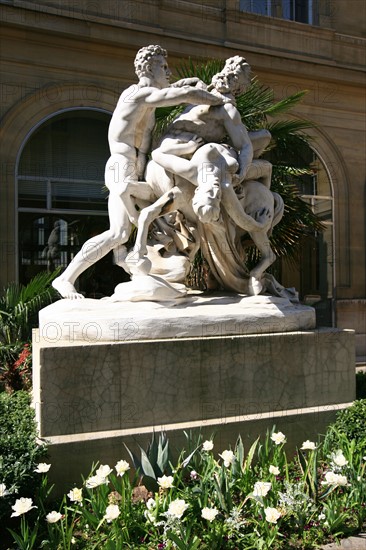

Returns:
108,85,155,156
168,104,229,144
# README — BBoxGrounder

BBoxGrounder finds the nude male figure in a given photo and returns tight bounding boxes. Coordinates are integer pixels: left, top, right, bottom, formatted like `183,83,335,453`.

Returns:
150,56,273,230
52,45,226,299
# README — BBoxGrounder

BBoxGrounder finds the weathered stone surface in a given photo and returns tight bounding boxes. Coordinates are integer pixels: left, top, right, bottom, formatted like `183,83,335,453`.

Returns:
38,293,315,342
33,326,354,438
321,534,366,549
33,324,356,494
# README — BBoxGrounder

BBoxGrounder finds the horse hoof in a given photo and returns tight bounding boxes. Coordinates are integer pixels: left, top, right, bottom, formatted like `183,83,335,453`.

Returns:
248,276,262,296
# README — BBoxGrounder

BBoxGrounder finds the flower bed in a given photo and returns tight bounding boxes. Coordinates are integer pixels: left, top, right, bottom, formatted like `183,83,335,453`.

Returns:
2,425,366,549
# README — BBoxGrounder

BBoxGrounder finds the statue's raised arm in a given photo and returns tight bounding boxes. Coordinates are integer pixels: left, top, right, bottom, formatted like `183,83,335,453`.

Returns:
52,45,225,300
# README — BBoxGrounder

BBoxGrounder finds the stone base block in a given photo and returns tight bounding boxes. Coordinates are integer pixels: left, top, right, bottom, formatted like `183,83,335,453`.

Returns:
33,328,355,438
32,326,356,491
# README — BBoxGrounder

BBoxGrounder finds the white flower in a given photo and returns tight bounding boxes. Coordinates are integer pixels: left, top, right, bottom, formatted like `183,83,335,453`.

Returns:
104,504,120,522
269,465,280,476
271,432,286,445
202,440,214,451
11,497,37,517
264,507,281,524
190,470,198,480
144,510,156,523
67,487,83,502
115,460,130,476
219,450,235,467
146,498,156,510
363,456,366,461
85,474,109,489
321,471,349,487
34,463,51,473
85,465,112,489
301,440,316,451
167,498,188,519
157,475,174,489
318,512,326,520
95,464,113,478
46,511,62,523
0,483,9,497
253,481,272,497
332,450,348,467
201,506,219,522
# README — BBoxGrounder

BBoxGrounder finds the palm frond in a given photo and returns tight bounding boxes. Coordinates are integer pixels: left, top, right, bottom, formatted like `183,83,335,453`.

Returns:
275,166,314,177
266,119,315,139
237,80,274,113
0,269,60,345
264,90,308,116
175,58,224,85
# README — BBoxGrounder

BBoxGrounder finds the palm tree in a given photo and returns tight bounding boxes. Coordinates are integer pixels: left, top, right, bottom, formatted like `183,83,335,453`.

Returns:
154,59,324,282
0,269,59,391
0,269,59,345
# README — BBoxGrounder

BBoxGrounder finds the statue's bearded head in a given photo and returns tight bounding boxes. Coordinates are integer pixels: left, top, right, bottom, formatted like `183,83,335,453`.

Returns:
211,56,251,96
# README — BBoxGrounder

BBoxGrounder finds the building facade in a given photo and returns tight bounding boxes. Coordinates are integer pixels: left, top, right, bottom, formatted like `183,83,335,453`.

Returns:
0,0,365,357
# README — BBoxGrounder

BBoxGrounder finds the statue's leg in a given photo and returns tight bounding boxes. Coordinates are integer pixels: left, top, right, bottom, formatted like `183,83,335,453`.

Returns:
151,146,197,183
249,129,272,158
245,159,272,188
53,159,133,299
105,155,140,226
248,229,276,296
130,186,185,261
221,183,271,232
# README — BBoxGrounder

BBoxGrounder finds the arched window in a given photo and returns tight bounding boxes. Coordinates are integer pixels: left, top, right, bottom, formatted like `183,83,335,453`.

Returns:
280,145,334,325
17,109,126,297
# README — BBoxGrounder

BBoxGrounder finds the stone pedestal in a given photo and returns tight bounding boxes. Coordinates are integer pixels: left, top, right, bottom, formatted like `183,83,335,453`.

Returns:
32,296,356,492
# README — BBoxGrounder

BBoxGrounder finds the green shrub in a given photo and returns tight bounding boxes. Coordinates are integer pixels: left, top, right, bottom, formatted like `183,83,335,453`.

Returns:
325,399,366,454
0,391,47,522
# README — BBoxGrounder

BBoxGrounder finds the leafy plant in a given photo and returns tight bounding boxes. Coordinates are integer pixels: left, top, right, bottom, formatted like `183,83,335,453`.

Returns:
0,269,59,392
324,399,366,455
0,342,32,393
0,269,59,346
124,432,172,492
0,391,47,525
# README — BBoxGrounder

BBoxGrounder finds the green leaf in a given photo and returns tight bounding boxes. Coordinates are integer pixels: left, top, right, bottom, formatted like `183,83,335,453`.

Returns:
123,443,142,473
139,447,157,480
244,437,260,472
265,90,308,116
147,433,159,473
181,445,200,468
167,531,196,550
0,269,60,345
157,438,170,474
235,435,245,468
